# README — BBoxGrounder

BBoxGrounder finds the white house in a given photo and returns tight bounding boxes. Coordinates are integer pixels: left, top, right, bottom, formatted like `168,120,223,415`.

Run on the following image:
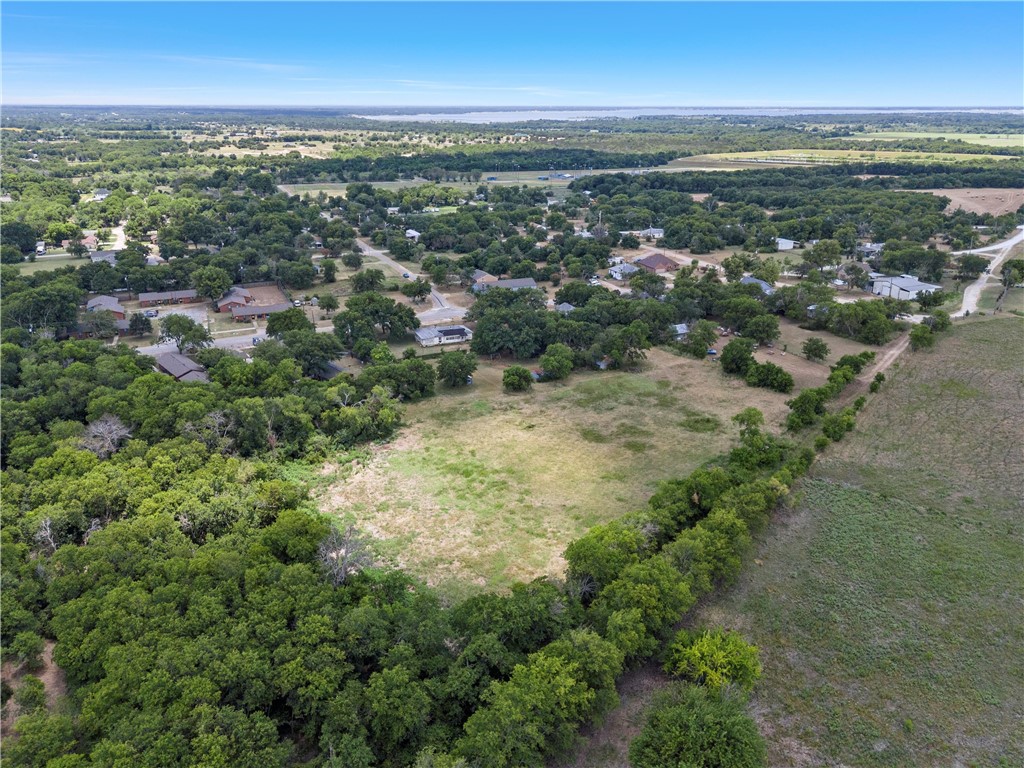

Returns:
414,325,473,347
775,237,798,251
405,229,421,241
609,263,640,281
639,227,665,238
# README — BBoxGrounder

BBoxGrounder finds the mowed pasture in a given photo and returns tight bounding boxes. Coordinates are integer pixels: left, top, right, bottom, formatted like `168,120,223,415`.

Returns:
847,130,1024,148
695,318,1024,767
318,347,803,597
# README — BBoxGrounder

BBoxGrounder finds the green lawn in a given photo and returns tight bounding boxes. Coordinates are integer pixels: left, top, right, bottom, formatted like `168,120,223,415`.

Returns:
15,255,85,274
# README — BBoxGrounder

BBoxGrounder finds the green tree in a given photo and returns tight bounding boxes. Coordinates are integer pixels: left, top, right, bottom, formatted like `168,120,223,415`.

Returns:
281,329,343,378
502,366,533,392
456,654,595,767
802,337,830,362
128,312,153,336
539,343,574,381
267,307,314,337
191,265,233,301
366,665,431,761
629,685,766,768
745,361,794,393
742,314,780,345
321,259,337,283
341,252,363,270
9,631,45,671
318,294,340,315
957,254,988,280
81,309,119,339
720,338,755,376
682,319,718,359
5,713,78,768
803,239,841,273
160,314,212,353
1,244,24,264
928,309,952,332
14,675,47,713
436,350,477,387
401,279,432,304
351,269,386,293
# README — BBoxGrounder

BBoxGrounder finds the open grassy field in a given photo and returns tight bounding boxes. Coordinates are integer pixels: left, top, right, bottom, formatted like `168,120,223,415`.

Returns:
847,131,1024,148
693,317,1024,767
317,348,801,598
675,148,1019,168
15,255,85,274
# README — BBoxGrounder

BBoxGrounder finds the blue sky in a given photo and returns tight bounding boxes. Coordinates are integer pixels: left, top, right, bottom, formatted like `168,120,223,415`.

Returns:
3,2,1022,107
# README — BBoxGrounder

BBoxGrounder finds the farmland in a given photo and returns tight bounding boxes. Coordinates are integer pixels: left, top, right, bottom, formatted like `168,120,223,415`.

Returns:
672,148,1020,168
908,187,1024,216
847,130,1024,147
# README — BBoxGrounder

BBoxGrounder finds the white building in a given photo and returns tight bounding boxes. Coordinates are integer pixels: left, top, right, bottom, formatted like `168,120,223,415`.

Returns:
870,275,941,301
775,237,798,251
413,325,473,347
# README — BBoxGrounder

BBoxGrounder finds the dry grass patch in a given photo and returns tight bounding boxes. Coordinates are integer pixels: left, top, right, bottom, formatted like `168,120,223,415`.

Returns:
318,348,793,596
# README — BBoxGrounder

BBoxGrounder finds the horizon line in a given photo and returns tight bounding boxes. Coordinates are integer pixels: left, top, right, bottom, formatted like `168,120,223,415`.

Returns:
4,104,1023,110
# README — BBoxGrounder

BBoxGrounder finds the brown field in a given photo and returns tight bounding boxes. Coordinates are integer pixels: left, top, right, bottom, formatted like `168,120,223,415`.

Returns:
246,284,289,304
911,187,1024,216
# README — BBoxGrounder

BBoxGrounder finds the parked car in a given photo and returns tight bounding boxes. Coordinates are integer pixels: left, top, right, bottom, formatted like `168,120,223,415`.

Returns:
402,272,410,278
144,309,159,318
293,300,303,307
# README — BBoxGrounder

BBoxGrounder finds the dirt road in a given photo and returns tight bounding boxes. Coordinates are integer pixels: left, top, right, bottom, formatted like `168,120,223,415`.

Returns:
952,225,1024,317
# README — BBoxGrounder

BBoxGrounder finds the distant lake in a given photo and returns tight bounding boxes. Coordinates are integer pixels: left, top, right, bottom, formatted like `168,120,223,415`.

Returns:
358,107,1021,124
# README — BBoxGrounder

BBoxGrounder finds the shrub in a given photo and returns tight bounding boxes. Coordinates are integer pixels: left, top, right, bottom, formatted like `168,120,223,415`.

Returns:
814,435,830,452
831,351,875,374
910,324,936,351
821,407,856,441
664,629,762,692
629,685,767,768
502,365,533,392
745,362,794,393
13,675,47,714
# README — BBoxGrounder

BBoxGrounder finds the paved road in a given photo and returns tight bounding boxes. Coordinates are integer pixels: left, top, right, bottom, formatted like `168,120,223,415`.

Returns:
356,237,467,323
952,225,1024,317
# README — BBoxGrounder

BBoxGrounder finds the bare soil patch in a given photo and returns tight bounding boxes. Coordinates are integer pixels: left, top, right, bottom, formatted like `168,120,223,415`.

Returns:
911,188,1024,216
245,284,289,304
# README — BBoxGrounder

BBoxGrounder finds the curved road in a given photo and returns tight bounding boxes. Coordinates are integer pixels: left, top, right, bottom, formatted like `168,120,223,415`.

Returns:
355,237,468,325
951,225,1024,317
